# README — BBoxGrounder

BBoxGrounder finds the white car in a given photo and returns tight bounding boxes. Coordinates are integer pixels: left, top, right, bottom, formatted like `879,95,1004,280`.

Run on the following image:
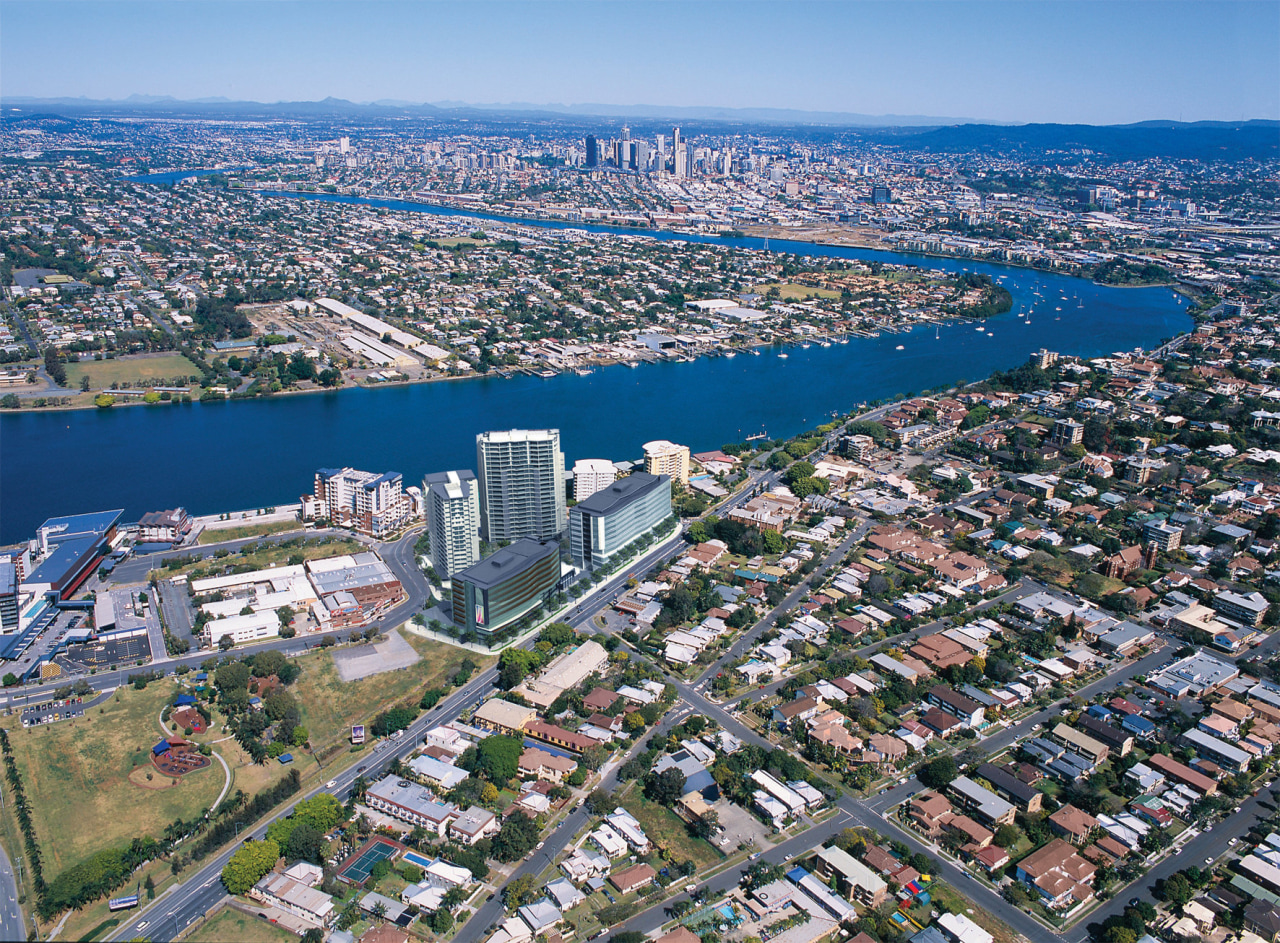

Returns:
326,780,338,789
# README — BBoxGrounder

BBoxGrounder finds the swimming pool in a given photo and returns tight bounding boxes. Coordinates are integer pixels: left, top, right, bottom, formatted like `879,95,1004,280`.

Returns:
402,850,435,870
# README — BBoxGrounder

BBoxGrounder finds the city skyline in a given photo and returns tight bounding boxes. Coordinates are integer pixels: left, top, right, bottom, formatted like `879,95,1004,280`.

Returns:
2,1,1277,125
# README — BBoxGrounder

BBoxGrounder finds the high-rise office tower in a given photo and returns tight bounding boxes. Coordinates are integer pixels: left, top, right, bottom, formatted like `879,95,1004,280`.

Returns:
339,136,350,154
634,140,650,173
585,135,598,168
476,430,567,541
423,469,481,580
671,127,681,174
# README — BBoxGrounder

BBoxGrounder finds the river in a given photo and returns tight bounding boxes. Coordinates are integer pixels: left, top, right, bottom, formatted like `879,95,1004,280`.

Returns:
1,188,1193,543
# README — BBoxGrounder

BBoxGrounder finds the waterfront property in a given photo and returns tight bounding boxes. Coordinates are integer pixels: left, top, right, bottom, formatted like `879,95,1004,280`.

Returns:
477,429,567,542
450,538,562,640
643,439,691,484
423,469,481,580
572,458,617,502
304,467,418,538
569,472,672,571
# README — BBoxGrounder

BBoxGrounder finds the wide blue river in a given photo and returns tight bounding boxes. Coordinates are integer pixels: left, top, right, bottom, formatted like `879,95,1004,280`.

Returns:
0,188,1192,543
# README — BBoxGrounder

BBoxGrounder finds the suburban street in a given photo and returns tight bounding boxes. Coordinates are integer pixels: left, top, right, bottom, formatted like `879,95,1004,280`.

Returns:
103,526,692,942
2,436,1226,943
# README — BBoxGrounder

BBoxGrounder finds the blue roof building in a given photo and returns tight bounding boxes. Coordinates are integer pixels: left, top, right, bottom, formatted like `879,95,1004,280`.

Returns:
1121,715,1156,737
24,509,124,599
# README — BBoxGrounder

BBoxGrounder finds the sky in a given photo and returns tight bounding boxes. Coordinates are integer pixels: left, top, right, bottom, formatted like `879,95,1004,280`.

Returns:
2,1,1277,125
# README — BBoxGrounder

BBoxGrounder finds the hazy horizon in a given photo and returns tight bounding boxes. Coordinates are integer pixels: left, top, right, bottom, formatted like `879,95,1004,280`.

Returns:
2,1,1277,126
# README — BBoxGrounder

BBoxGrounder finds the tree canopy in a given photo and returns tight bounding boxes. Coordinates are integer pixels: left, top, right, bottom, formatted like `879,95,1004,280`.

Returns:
222,839,280,894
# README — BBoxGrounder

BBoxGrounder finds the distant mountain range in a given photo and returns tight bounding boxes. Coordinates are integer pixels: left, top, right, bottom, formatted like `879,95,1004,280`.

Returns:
3,94,987,126
3,95,1276,160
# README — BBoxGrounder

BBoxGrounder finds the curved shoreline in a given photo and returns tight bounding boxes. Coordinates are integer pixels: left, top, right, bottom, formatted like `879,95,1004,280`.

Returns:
247,184,1192,294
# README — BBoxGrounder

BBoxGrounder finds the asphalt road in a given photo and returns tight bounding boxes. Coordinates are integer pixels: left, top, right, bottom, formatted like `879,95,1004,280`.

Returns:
105,527,691,943
0,839,25,942
105,664,502,942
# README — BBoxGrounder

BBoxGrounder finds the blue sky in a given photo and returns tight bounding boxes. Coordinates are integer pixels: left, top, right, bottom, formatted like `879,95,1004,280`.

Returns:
2,1,1277,124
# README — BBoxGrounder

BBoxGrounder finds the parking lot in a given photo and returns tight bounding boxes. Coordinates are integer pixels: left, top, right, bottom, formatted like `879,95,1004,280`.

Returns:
18,688,111,727
54,629,152,673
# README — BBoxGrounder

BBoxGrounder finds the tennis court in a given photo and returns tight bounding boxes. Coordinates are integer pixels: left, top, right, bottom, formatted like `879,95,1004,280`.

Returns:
338,838,404,884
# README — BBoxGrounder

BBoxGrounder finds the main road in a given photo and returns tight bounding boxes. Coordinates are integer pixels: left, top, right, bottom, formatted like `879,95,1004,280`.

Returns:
104,527,692,943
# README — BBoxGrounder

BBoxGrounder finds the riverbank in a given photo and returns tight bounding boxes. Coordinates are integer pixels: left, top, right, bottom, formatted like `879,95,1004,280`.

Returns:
2,283,1192,544
6,319,992,414
240,183,1194,294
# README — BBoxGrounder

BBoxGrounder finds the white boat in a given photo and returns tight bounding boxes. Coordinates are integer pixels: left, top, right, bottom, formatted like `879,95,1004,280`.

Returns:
975,326,985,332
724,351,737,358
986,332,994,336
1055,306,1062,311
800,342,811,349
626,361,638,368
778,352,789,359
820,341,831,348
895,344,905,350
751,349,761,356
839,336,849,344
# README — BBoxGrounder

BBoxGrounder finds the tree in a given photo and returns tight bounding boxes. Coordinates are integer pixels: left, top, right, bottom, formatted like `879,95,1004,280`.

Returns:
539,622,576,646
480,782,500,804
493,810,540,862
644,768,687,805
498,648,539,689
586,788,615,815
475,734,524,783
430,909,455,934
371,705,416,737
503,873,538,909
690,809,720,839
994,824,1020,848
293,792,345,832
44,347,67,386
286,823,325,863
917,756,959,790
1,673,17,687
221,839,280,894
743,861,786,891
1157,872,1194,907
79,374,91,392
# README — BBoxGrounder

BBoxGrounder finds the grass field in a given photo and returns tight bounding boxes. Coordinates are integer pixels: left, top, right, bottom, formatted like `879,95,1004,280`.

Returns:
197,519,305,544
620,790,722,869
757,282,842,301
182,905,297,943
292,632,491,750
64,353,202,389
154,535,364,580
5,684,225,875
